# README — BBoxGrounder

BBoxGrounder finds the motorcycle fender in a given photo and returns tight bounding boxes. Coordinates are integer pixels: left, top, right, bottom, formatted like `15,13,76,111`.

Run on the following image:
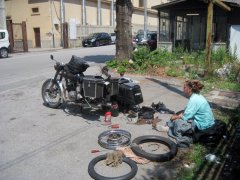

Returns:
50,78,65,103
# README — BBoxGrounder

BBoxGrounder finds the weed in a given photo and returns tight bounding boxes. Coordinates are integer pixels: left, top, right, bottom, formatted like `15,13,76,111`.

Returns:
178,144,207,180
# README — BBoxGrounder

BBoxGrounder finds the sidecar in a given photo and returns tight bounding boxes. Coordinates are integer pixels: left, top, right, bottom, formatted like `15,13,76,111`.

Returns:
116,80,144,110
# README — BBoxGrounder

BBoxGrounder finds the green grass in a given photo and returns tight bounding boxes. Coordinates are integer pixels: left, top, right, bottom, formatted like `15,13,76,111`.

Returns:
178,144,207,180
202,78,240,94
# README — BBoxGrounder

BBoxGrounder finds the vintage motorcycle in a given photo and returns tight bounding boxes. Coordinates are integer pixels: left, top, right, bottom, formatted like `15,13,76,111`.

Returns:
42,55,144,112
41,55,120,111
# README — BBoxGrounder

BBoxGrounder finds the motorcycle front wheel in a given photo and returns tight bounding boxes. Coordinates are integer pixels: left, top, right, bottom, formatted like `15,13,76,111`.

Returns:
42,79,62,108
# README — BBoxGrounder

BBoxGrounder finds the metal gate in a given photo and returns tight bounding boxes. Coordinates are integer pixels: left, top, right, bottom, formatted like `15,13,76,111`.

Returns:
7,20,28,53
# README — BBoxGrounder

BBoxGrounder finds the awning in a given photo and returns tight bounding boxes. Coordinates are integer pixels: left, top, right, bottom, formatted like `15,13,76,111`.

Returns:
152,0,240,10
152,0,187,10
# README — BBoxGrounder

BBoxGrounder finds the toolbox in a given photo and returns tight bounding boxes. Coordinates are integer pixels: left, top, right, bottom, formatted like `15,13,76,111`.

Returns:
83,76,104,98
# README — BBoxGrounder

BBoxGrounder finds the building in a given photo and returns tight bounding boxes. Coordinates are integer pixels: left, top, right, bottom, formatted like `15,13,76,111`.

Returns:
5,0,168,49
152,0,240,58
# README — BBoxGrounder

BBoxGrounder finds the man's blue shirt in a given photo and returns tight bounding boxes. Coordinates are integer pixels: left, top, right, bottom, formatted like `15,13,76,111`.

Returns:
182,93,215,130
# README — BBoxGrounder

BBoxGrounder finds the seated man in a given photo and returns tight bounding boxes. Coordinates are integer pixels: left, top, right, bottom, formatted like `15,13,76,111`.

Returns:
154,80,215,147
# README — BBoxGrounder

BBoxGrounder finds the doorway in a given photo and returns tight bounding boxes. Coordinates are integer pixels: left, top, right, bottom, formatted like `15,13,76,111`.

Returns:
34,28,41,47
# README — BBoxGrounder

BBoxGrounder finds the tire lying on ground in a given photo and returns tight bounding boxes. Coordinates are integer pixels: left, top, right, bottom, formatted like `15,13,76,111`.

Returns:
131,135,178,162
88,154,138,180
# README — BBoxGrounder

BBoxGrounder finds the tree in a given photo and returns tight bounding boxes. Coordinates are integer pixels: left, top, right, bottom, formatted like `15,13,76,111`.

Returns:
115,0,133,60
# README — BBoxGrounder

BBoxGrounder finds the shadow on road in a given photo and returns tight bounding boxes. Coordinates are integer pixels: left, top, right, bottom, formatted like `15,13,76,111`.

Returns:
62,103,101,121
145,77,185,97
83,55,114,63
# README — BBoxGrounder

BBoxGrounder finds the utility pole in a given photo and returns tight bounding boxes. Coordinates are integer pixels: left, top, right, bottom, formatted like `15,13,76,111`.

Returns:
60,0,65,46
111,0,115,27
50,0,55,48
97,0,102,25
143,0,148,40
82,0,86,25
0,0,6,29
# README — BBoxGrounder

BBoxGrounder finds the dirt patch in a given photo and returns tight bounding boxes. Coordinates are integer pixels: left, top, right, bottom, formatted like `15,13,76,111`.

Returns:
146,67,167,77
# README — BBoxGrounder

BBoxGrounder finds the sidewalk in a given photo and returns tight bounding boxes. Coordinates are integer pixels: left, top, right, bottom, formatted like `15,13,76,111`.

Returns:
126,73,240,111
206,90,240,110
28,47,64,53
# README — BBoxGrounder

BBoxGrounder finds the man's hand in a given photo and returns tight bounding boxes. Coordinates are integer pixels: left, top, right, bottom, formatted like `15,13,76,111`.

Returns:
170,113,183,121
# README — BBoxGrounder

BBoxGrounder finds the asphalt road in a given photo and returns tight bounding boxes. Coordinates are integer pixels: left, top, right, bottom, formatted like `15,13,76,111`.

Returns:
0,45,188,180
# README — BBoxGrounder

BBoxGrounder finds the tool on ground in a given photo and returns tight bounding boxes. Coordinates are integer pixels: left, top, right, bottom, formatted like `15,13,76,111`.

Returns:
109,124,120,129
91,149,109,153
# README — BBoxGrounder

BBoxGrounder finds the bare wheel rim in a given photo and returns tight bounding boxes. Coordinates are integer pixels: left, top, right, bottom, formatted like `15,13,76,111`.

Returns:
98,129,131,150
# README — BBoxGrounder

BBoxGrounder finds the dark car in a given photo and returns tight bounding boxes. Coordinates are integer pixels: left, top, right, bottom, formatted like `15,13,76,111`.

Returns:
133,31,157,51
82,32,112,47
110,32,116,44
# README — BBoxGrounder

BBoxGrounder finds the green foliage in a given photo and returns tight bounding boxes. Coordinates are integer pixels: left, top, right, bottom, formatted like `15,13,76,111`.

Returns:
166,66,184,77
203,77,240,92
150,49,175,67
117,66,126,74
179,144,207,180
106,46,240,92
106,59,118,68
211,47,237,71
228,61,240,82
188,144,207,166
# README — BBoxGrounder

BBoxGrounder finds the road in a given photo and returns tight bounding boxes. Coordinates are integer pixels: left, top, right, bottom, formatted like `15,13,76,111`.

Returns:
0,46,115,92
0,45,188,180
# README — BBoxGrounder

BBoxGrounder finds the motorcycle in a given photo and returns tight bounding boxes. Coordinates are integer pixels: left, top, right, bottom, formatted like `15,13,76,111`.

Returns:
41,55,119,111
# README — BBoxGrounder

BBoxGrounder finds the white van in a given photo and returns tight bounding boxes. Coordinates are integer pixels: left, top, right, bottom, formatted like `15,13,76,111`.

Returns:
0,30,10,58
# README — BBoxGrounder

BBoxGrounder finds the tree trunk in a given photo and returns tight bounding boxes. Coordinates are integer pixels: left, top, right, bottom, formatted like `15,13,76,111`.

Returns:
115,0,133,60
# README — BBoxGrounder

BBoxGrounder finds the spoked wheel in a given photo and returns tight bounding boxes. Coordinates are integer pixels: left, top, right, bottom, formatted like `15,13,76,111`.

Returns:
98,130,131,150
88,154,138,180
41,79,62,108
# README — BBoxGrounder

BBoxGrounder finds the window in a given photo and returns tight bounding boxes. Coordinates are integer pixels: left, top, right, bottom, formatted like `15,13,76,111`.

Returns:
160,12,170,42
32,7,39,13
0,32,5,40
214,16,227,42
139,0,144,7
176,16,187,41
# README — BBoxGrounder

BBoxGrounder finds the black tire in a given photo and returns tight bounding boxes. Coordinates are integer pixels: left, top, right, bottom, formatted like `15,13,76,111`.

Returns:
95,41,100,47
41,79,62,108
88,154,138,180
131,135,178,162
0,48,8,58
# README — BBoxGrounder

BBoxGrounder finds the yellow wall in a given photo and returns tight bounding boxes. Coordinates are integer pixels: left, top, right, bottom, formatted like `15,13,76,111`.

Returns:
132,0,165,9
5,0,164,48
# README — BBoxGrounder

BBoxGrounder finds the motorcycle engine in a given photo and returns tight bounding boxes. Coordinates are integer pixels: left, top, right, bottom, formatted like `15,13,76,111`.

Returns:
68,91,77,101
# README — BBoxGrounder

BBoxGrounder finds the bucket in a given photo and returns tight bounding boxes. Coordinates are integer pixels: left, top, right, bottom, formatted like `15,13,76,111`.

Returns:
111,102,119,117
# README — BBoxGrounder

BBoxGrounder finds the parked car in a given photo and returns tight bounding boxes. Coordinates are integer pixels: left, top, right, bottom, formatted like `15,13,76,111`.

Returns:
110,32,116,44
82,32,112,47
0,29,10,58
133,31,157,51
